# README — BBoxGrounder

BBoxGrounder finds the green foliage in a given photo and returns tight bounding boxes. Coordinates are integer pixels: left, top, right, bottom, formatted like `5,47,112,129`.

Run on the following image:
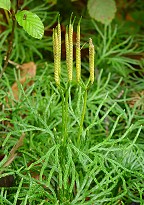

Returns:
0,64,144,204
0,0,11,11
15,10,44,39
90,21,142,76
0,0,44,39
87,0,117,25
0,1,57,63
0,1,144,204
10,27,52,62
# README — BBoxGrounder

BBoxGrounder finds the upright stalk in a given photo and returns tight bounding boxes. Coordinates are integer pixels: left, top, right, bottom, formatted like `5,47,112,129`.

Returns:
60,83,70,145
53,20,95,146
77,86,88,145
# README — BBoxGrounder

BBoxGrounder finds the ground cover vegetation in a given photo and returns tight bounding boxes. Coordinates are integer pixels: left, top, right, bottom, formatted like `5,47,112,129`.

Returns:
0,0,144,204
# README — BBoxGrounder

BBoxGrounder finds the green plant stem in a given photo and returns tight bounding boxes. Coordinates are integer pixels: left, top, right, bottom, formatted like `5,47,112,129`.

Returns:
60,83,70,145
77,86,88,145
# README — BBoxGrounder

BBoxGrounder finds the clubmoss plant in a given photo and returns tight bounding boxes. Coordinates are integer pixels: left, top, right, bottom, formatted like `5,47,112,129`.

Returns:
53,20,95,146
1,14,144,204
0,56,143,204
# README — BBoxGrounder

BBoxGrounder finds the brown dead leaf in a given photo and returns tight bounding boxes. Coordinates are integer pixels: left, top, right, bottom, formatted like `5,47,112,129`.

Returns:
20,62,36,78
7,62,36,102
4,62,36,128
125,13,135,22
128,90,144,109
0,133,25,173
0,134,25,187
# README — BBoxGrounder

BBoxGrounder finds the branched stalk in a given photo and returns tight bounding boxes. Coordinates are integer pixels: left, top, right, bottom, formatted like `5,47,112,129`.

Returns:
60,83,70,145
60,89,66,140
53,19,95,146
77,86,88,145
63,84,69,144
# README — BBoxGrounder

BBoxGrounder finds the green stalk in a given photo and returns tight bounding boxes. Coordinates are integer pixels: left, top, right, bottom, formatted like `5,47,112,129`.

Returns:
60,83,70,145
60,88,65,142
77,86,88,145
64,84,69,144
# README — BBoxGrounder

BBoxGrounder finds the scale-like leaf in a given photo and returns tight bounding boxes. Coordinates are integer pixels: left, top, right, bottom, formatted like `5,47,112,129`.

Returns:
15,10,44,39
87,0,117,25
0,0,11,11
